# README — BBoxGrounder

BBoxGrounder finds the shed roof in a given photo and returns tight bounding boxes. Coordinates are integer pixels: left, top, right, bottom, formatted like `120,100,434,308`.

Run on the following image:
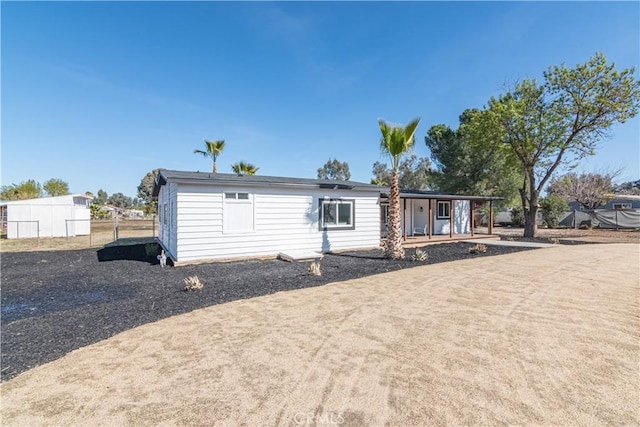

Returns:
0,194,92,206
152,169,385,197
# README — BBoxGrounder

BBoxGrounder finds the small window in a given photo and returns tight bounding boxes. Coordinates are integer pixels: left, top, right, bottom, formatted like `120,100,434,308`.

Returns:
225,192,250,201
612,202,632,210
319,199,355,230
437,201,450,219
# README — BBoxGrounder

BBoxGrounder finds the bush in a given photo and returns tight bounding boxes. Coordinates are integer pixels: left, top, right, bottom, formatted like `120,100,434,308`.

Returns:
412,249,428,262
183,275,204,291
510,207,525,227
308,261,321,276
468,243,487,254
540,195,568,228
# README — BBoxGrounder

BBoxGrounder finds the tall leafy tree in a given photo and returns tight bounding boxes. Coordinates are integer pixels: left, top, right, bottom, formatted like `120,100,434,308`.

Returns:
0,180,42,200
378,117,421,260
425,109,521,207
137,169,160,213
479,53,639,237
371,155,432,190
43,178,70,197
317,158,351,180
107,192,133,208
194,139,225,173
95,189,108,205
231,161,259,175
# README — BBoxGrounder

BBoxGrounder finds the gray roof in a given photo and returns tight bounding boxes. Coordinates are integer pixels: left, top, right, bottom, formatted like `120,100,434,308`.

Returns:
152,169,384,197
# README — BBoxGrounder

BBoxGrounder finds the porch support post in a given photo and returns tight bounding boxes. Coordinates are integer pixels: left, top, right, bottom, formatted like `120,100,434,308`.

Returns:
470,200,474,237
489,200,494,235
403,198,407,241
428,199,433,240
449,200,454,238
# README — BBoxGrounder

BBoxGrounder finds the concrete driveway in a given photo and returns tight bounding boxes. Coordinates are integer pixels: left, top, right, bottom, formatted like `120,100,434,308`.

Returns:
1,244,638,426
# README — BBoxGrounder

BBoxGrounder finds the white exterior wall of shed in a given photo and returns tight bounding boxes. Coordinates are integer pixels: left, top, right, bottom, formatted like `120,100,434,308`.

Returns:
4,195,91,239
157,183,381,262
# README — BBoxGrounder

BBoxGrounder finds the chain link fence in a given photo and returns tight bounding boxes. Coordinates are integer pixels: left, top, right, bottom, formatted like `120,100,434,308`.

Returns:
1,216,158,252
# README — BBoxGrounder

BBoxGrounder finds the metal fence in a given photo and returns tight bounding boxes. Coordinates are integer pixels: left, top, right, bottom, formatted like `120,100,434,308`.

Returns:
82,216,158,247
1,216,158,251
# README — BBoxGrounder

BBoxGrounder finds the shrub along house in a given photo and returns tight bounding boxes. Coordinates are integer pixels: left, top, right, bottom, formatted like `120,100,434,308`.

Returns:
152,170,383,264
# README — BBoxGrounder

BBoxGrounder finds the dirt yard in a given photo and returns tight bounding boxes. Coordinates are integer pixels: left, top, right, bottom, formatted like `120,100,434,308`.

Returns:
493,226,640,244
1,243,638,426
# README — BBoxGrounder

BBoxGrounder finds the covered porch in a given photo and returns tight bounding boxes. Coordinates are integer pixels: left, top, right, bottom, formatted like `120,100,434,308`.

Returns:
380,191,502,244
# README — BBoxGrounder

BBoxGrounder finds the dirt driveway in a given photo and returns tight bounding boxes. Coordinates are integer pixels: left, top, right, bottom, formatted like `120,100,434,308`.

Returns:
1,244,638,426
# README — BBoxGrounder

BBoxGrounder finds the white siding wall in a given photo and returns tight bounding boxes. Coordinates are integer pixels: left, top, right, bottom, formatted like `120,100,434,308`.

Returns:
431,200,470,234
171,184,380,262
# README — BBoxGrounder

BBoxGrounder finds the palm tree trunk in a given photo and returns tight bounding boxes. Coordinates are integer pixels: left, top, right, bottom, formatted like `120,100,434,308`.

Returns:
385,169,405,259
213,160,217,173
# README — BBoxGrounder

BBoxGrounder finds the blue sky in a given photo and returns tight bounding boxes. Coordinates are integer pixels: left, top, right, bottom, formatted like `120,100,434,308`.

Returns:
2,1,639,199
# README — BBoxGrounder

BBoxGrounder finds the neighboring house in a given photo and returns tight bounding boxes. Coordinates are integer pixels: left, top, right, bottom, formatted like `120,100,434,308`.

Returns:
567,195,640,211
125,209,144,218
381,190,502,239
0,194,92,239
152,170,383,264
600,195,640,210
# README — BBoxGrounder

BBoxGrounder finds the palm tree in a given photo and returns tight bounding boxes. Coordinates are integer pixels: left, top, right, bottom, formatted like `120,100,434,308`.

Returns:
231,161,259,175
378,117,421,259
194,139,225,173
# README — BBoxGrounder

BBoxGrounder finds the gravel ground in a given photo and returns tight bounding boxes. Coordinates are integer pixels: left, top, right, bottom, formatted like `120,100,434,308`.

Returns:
1,242,539,382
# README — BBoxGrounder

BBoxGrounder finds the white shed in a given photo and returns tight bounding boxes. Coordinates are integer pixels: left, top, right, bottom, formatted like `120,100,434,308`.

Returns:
0,194,92,239
152,170,383,263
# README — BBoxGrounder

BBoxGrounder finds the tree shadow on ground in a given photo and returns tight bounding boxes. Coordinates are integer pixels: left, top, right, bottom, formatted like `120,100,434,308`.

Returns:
97,242,167,265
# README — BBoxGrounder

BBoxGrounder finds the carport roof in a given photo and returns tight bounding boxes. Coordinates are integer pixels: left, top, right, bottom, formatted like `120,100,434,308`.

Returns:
381,190,503,202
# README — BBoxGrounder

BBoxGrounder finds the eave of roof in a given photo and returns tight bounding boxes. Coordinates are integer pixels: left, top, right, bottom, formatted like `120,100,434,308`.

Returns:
152,169,385,197
380,191,503,202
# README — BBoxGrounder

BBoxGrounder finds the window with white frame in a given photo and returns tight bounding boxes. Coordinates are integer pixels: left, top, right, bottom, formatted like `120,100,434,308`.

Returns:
223,192,254,233
612,202,632,210
319,199,355,230
437,200,450,219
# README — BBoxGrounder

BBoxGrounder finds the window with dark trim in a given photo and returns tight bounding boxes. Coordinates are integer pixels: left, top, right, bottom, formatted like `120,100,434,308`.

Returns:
437,201,450,219
319,198,355,230
613,202,632,210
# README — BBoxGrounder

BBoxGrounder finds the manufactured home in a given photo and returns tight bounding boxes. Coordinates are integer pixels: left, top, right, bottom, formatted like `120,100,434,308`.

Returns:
0,194,92,239
153,170,383,263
